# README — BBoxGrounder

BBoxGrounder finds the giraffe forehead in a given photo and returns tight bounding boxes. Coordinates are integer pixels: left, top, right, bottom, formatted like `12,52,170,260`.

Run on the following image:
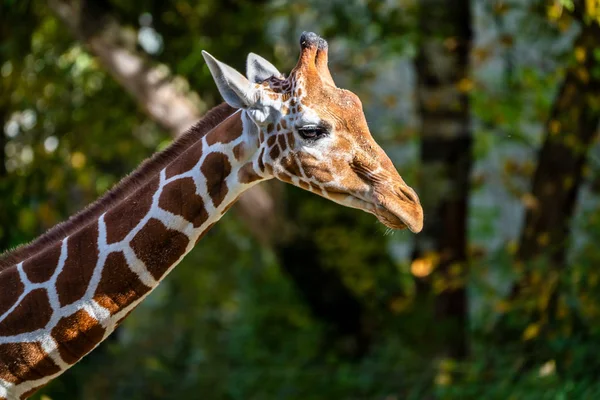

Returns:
301,88,370,139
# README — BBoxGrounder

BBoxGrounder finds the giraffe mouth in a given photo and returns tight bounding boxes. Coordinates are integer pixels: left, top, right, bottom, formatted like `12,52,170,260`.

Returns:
323,190,422,233
373,187,423,233
374,207,409,230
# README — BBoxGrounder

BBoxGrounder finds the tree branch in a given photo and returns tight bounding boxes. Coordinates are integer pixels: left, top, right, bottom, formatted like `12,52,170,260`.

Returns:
493,19,600,370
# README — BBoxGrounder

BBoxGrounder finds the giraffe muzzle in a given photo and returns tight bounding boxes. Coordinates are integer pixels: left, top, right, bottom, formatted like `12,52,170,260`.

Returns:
373,184,423,233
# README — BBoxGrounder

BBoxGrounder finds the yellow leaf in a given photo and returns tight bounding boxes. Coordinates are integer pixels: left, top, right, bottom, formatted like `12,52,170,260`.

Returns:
574,47,587,63
549,119,561,135
457,78,474,93
523,323,541,340
586,0,600,22
547,2,563,21
506,240,518,255
537,232,550,247
563,176,574,190
389,296,412,314
411,252,438,278
70,151,86,169
495,300,510,313
435,371,452,386
577,67,590,83
521,193,539,210
444,37,459,52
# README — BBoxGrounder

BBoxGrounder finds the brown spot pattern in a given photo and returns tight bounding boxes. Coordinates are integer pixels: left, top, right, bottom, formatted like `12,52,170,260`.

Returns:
281,155,302,177
158,177,208,228
104,177,159,244
56,222,99,307
277,134,287,149
298,180,312,191
165,142,202,179
51,309,106,365
267,123,274,133
93,252,151,315
286,132,295,148
0,289,52,336
264,162,273,176
0,267,24,316
205,118,242,145
20,384,48,400
258,148,266,172
269,144,281,160
130,218,189,280
267,135,276,147
233,143,245,161
0,342,60,384
276,171,293,184
22,244,61,284
201,152,231,208
238,163,263,184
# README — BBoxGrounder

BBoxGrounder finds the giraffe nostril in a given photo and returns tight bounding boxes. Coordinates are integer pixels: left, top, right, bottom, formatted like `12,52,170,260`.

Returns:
398,185,419,204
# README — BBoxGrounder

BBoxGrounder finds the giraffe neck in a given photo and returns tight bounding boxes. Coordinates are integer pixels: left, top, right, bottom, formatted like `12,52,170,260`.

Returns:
0,110,268,399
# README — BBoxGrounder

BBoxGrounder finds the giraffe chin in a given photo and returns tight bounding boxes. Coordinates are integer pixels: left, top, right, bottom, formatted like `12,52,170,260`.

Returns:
374,208,410,231
374,203,423,233
327,191,421,233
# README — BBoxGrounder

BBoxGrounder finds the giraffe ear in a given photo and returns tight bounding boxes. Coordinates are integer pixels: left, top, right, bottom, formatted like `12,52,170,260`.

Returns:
202,50,258,109
246,53,282,83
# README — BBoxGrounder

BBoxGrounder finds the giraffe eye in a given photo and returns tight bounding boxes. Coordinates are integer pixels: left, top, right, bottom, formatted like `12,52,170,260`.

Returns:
298,125,328,141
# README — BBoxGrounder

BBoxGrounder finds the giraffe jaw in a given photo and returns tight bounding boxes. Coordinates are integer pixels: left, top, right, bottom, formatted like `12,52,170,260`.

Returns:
374,207,414,232
372,190,423,233
326,192,422,233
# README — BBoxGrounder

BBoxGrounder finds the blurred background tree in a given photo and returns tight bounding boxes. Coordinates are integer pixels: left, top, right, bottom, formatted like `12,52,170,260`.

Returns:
2,0,600,398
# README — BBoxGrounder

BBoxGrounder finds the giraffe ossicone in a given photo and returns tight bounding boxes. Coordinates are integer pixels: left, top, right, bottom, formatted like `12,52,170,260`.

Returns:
0,32,422,399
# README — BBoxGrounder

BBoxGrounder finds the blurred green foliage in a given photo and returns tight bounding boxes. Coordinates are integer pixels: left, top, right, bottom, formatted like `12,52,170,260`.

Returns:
2,0,600,399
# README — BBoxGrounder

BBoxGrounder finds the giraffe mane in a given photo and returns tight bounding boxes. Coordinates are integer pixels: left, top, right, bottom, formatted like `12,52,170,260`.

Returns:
0,102,236,270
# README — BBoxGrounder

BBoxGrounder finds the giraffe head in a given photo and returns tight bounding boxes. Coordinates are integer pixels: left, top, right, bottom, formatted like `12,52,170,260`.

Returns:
202,32,423,232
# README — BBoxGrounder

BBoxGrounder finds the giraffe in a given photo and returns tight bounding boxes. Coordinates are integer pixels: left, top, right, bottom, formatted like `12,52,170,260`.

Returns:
0,32,423,399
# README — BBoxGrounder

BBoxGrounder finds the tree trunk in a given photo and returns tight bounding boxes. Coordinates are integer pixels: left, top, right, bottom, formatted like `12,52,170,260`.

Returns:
506,17,600,337
516,21,600,271
490,15,600,375
413,0,472,359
